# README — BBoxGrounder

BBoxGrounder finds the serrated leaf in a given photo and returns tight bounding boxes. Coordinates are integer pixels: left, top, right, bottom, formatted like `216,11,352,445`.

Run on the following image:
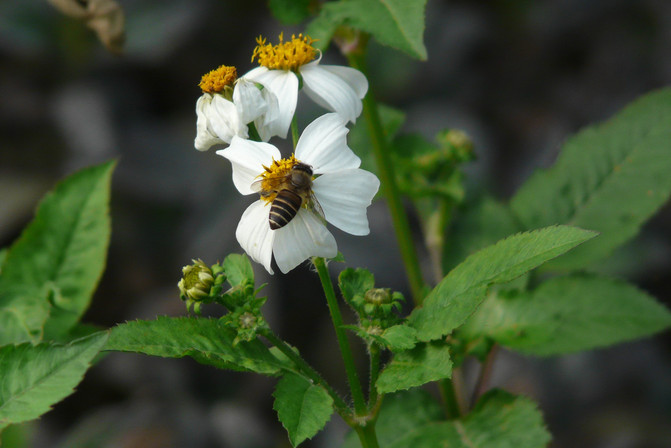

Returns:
0,162,114,344
511,88,671,269
338,267,375,302
273,373,334,447
307,0,428,59
376,340,452,394
105,317,285,375
268,0,312,24
342,389,443,448
223,253,254,287
379,324,417,351
462,274,671,356
443,195,522,273
409,226,597,342
343,389,549,448
0,332,108,427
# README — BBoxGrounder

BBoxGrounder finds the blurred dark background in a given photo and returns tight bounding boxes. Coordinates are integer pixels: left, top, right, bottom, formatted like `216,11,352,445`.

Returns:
1,0,670,447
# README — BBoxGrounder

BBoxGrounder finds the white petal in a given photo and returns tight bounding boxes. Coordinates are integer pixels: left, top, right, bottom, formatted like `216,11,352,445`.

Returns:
295,113,360,174
273,209,337,273
254,86,282,142
236,200,275,274
312,169,380,235
217,136,281,195
301,63,363,123
195,94,224,151
210,95,248,143
244,68,298,139
319,65,368,99
233,78,268,125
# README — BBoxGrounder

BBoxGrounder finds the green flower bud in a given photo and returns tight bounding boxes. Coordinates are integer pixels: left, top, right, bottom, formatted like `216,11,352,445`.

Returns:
364,288,392,306
437,129,475,163
178,259,215,302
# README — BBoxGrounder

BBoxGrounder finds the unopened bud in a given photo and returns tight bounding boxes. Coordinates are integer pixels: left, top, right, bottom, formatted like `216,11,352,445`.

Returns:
364,288,392,306
437,129,475,163
178,259,214,302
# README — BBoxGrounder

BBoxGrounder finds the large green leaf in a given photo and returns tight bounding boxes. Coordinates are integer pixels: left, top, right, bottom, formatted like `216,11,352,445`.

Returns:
0,162,115,344
461,274,671,356
307,0,428,60
342,389,443,448
510,88,671,269
409,226,597,342
105,317,286,375
376,341,452,394
443,195,522,273
268,0,312,24
0,332,108,428
273,373,333,447
344,389,549,447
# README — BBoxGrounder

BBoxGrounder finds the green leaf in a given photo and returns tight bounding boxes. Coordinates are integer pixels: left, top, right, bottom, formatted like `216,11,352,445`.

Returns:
409,226,597,342
443,195,522,273
105,317,285,375
462,274,671,356
342,389,443,448
343,389,550,448
0,162,115,344
338,267,375,302
376,340,452,394
0,248,7,271
223,253,254,287
510,88,671,269
0,332,108,427
268,0,312,24
379,324,417,351
273,373,334,447
307,0,428,59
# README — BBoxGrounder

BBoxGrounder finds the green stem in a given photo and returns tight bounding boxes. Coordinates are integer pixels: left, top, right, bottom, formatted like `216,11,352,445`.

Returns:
347,49,426,306
368,344,381,410
261,330,353,422
291,118,300,149
438,378,461,420
313,257,367,416
354,424,380,448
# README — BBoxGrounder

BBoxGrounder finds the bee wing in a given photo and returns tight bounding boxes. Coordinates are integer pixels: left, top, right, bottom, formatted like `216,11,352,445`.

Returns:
307,192,326,222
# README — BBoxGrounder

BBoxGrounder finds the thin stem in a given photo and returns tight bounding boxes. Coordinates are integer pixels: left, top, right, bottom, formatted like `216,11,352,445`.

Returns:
347,49,426,306
291,118,300,149
368,344,381,410
313,257,367,416
355,424,380,448
471,344,499,407
438,378,461,420
261,330,352,421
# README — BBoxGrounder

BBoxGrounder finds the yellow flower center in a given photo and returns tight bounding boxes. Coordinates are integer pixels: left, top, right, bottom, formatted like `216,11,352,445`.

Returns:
199,65,237,94
258,154,300,203
252,33,317,71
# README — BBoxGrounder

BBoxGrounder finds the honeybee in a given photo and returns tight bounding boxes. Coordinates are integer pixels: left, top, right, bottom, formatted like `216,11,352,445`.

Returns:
252,162,324,230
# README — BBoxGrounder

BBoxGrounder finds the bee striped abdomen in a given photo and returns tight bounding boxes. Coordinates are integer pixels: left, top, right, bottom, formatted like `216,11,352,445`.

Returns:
269,189,303,230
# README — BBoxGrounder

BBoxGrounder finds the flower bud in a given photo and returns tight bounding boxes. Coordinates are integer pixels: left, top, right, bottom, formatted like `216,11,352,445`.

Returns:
437,129,475,163
178,259,215,302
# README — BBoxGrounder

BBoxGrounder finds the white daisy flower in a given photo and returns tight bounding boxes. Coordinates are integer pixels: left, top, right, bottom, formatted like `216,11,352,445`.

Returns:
195,65,279,151
242,33,368,140
217,113,380,274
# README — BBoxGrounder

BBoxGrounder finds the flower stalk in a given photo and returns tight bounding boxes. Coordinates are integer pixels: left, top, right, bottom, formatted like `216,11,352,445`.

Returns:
346,48,426,306
313,256,367,416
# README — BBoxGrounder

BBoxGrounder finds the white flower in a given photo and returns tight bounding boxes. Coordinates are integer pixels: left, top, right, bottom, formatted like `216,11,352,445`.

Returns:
195,66,279,151
243,34,368,139
217,113,380,274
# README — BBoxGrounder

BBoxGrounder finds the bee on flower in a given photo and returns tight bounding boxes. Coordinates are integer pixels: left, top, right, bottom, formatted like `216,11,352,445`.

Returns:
218,113,380,274
243,33,368,139
194,65,280,151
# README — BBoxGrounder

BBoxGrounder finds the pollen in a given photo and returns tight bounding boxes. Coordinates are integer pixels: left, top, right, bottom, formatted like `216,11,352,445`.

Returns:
252,33,317,71
258,154,300,203
199,65,237,94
